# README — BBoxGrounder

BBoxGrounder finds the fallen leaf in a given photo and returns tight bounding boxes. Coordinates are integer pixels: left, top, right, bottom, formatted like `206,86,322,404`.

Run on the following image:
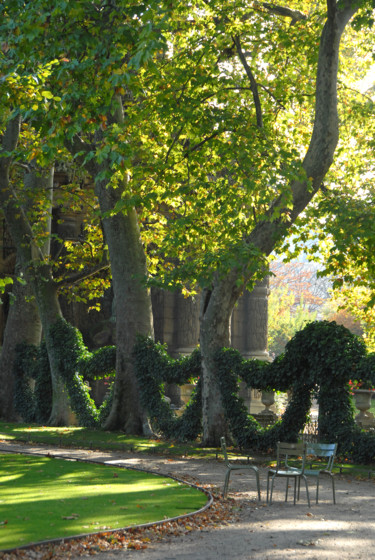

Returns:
297,540,318,547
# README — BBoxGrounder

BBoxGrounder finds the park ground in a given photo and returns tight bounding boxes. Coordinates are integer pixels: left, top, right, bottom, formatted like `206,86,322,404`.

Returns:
1,441,375,560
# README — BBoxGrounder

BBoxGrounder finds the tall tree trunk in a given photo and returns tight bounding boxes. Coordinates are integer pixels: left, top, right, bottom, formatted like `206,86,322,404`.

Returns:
0,118,72,425
0,163,54,420
32,269,73,426
199,274,242,446
94,188,153,433
67,97,154,434
0,255,42,420
200,2,359,446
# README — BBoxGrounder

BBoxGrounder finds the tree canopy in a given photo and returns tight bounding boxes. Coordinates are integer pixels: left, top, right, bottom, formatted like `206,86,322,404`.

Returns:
1,1,375,441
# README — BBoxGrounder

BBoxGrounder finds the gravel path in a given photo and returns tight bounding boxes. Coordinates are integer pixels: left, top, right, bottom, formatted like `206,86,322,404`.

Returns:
1,441,375,560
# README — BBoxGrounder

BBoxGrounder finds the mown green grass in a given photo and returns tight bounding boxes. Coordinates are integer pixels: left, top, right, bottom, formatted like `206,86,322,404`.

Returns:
0,422,217,458
0,453,207,551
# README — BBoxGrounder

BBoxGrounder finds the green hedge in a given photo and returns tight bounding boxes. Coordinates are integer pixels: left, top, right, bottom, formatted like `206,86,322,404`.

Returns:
133,321,375,462
14,318,375,462
14,319,116,428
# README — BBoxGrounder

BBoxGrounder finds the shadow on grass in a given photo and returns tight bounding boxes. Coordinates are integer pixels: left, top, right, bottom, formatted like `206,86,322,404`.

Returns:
0,453,208,551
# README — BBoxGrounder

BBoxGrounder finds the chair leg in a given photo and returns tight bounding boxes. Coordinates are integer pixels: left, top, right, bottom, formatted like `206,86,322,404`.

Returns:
223,469,231,498
254,469,261,501
285,476,289,502
331,475,336,505
316,477,320,504
269,475,276,504
293,477,297,505
302,475,311,508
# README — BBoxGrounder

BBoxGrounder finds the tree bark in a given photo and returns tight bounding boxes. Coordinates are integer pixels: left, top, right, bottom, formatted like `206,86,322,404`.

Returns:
0,255,42,420
0,117,72,425
200,2,360,445
66,97,154,434
199,275,242,445
96,192,153,433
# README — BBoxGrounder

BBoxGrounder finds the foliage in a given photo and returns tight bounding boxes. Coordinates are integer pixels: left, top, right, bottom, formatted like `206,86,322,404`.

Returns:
33,343,53,424
132,337,202,441
2,0,375,439
268,286,317,356
270,261,330,311
133,321,375,462
13,344,38,423
14,318,117,428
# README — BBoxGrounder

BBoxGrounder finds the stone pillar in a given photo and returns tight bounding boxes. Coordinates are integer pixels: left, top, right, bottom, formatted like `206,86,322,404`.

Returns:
151,288,199,406
151,288,176,350
173,292,200,356
231,278,271,414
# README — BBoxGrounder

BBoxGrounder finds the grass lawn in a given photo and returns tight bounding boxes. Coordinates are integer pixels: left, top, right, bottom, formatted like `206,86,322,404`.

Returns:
0,453,207,551
0,422,217,458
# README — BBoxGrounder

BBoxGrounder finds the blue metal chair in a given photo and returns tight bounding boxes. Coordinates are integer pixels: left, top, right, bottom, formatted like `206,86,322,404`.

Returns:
267,441,311,507
220,437,261,500
302,443,337,504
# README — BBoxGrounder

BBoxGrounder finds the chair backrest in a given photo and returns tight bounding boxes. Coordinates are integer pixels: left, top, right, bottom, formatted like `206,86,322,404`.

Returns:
220,437,231,467
306,442,337,472
276,441,308,472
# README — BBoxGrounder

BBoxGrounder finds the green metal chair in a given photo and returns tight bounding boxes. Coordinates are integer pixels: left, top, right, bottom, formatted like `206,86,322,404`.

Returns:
302,443,337,504
267,441,311,507
220,437,261,500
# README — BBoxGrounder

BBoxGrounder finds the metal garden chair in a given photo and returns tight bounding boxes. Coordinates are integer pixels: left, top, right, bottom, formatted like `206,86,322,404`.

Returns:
267,441,311,507
301,442,337,504
220,437,261,500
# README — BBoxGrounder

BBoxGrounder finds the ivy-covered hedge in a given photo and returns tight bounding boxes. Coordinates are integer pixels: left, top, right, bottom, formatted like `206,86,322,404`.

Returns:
14,318,116,428
133,321,375,462
14,318,375,462
133,336,202,441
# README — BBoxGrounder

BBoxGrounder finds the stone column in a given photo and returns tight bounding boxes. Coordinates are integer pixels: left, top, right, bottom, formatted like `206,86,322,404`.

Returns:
151,288,199,406
173,292,200,356
231,278,271,414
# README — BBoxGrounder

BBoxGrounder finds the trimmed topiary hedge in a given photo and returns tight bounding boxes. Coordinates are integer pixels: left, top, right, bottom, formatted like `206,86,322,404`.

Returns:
14,318,375,462
14,318,116,428
133,321,375,462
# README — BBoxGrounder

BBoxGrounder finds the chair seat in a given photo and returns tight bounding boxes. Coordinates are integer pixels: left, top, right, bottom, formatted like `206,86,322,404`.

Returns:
303,468,331,477
267,442,310,506
220,437,261,500
269,468,303,477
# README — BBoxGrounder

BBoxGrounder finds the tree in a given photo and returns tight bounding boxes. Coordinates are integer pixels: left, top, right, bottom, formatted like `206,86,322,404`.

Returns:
0,53,112,423
2,1,374,444
270,261,330,312
282,51,375,350
0,0,171,431
145,1,374,444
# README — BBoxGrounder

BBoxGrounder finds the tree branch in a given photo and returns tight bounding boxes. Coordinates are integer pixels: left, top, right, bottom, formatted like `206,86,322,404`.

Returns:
261,3,308,22
0,114,21,170
183,130,222,157
233,35,263,128
56,257,109,288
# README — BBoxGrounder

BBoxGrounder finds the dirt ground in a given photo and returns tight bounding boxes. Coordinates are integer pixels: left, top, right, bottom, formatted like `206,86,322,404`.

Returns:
1,441,375,560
